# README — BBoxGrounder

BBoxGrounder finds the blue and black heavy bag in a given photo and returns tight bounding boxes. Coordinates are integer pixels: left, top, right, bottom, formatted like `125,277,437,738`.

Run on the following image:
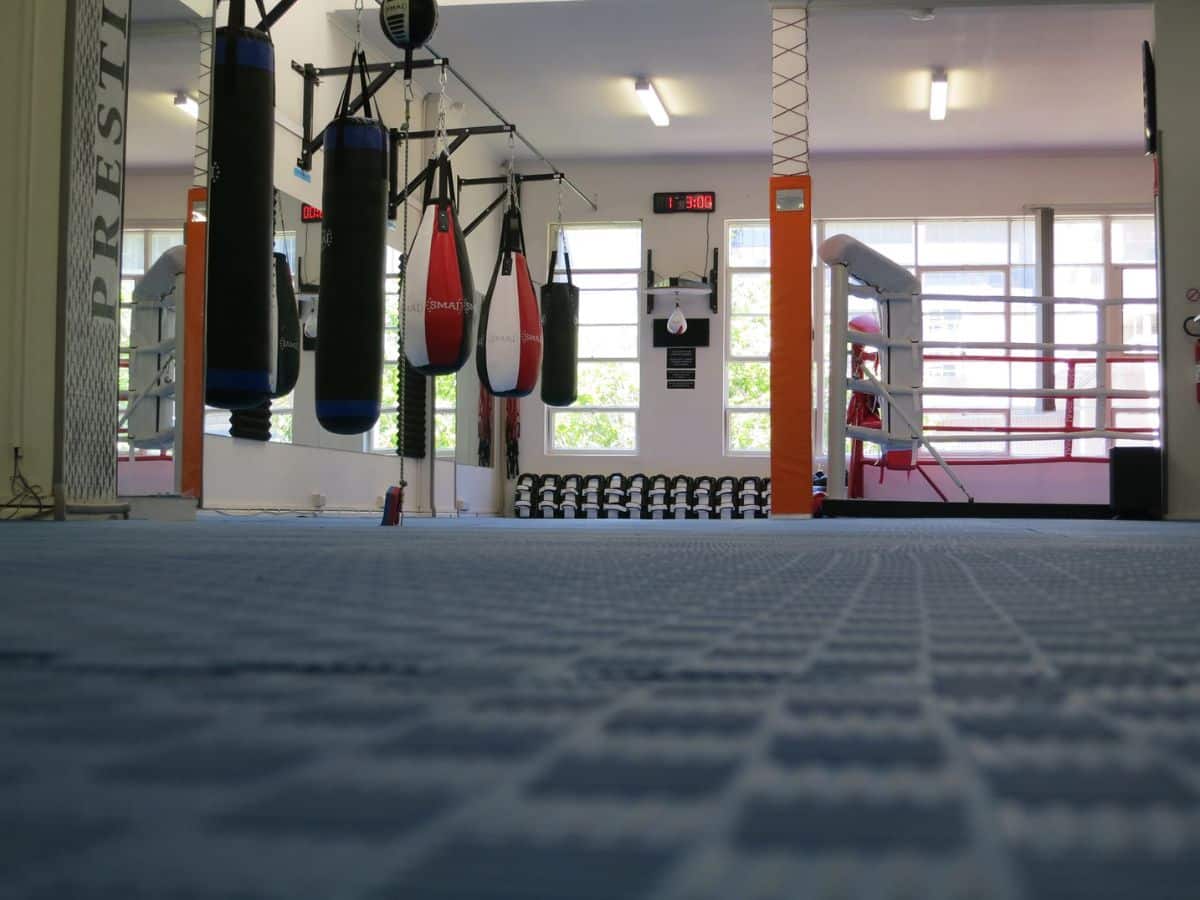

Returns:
315,51,389,435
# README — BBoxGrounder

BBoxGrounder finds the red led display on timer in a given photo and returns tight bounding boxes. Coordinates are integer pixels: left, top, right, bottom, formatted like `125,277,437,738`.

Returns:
653,192,716,214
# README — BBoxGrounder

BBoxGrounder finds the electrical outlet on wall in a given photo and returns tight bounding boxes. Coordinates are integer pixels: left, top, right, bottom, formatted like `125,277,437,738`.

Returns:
455,498,469,512
311,493,327,510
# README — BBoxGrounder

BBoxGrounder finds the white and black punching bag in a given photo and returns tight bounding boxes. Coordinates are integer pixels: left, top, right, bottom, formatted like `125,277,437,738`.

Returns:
477,205,542,398
272,252,301,400
315,64,389,435
205,2,276,409
379,0,439,51
540,248,579,407
404,154,475,375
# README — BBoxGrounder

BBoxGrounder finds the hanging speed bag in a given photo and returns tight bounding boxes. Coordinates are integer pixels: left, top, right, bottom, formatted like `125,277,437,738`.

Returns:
379,0,439,51
205,25,276,410
272,253,301,399
477,206,542,398
404,154,474,376
316,117,389,435
540,249,579,407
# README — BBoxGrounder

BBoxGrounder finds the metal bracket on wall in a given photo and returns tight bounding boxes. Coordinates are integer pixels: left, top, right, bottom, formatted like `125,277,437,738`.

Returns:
457,172,564,238
645,248,720,315
292,58,449,172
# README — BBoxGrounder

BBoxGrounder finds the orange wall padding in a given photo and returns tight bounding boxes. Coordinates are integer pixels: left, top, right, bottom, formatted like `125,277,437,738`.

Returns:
769,175,813,516
180,187,207,500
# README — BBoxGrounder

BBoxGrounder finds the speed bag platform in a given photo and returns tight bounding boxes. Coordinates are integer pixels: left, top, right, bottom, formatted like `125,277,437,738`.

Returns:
404,153,474,376
205,25,276,410
315,117,389,435
477,206,542,398
540,249,579,407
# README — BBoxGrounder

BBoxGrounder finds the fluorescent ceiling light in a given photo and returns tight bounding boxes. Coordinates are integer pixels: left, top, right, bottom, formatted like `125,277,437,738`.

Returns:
929,68,948,121
635,78,670,127
174,92,199,119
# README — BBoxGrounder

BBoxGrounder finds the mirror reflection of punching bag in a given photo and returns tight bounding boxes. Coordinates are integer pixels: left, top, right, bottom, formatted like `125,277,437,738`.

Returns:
404,153,474,375
272,253,301,399
205,7,276,409
315,57,389,435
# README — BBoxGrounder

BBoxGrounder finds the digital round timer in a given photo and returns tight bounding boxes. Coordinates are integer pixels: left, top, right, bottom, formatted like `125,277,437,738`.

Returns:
653,192,716,214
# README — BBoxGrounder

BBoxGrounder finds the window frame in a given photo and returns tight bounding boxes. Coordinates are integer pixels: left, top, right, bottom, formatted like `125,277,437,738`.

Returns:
724,219,772,457
545,221,643,456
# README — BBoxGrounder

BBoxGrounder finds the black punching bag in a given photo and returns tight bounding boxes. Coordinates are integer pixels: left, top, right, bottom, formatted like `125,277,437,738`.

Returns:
205,8,276,409
315,60,389,435
272,253,301,399
540,249,579,407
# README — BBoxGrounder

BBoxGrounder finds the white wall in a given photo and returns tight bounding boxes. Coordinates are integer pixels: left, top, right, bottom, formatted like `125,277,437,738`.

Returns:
124,170,192,223
515,151,1154,485
0,0,67,511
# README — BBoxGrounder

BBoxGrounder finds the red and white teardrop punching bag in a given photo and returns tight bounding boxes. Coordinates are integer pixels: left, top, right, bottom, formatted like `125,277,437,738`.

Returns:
404,153,475,375
477,205,542,397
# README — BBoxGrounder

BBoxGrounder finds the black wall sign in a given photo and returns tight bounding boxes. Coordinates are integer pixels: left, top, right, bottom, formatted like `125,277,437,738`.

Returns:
667,380,696,390
667,348,696,369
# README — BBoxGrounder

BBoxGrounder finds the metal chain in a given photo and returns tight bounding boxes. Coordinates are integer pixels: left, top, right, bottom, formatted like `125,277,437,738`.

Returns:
555,175,567,263
506,131,517,211
397,77,415,500
435,63,450,156
354,0,364,51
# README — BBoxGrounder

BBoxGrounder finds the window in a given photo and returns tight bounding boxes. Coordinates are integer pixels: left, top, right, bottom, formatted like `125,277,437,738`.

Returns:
434,373,456,456
726,221,771,454
547,223,642,453
814,213,1159,459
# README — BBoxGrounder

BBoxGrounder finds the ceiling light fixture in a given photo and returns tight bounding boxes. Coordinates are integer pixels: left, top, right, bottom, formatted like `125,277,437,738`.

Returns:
174,91,199,119
635,78,670,127
909,8,936,23
929,68,948,121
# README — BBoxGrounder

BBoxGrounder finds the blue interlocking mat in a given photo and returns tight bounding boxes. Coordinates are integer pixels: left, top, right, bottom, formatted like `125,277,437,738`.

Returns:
2,517,1199,899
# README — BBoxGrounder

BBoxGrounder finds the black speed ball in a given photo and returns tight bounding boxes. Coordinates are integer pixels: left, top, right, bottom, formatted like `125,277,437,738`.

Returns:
379,0,438,51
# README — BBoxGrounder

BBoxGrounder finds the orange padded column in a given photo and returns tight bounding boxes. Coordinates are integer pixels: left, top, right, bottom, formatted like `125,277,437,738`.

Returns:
180,187,207,500
769,176,813,516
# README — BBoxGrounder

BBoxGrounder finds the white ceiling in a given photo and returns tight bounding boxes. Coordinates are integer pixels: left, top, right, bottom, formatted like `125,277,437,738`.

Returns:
127,0,205,169
124,0,1154,172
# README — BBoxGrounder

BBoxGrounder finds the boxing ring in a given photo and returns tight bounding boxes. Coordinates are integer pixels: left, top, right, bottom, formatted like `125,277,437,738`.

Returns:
820,235,1160,504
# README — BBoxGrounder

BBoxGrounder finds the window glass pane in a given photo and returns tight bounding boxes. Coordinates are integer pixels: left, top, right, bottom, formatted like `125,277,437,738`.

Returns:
204,410,230,436
552,411,636,450
1011,218,1037,265
1112,217,1156,264
557,225,641,270
1123,305,1158,348
150,230,184,260
921,270,1006,296
1055,308,1099,345
918,220,1008,266
1122,267,1157,299
569,273,640,290
270,414,293,444
383,329,399,363
577,362,639,407
122,231,145,275
435,374,457,409
1055,265,1105,299
730,315,770,357
578,291,638,326
1011,266,1036,297
826,221,916,266
579,325,638,359
1054,218,1104,264
728,412,771,453
381,365,399,411
728,362,770,408
435,412,456,453
729,223,770,268
731,272,770,315
385,294,401,329
372,413,398,452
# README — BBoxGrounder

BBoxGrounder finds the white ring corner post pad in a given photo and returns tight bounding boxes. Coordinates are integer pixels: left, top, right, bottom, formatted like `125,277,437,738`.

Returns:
818,234,923,459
